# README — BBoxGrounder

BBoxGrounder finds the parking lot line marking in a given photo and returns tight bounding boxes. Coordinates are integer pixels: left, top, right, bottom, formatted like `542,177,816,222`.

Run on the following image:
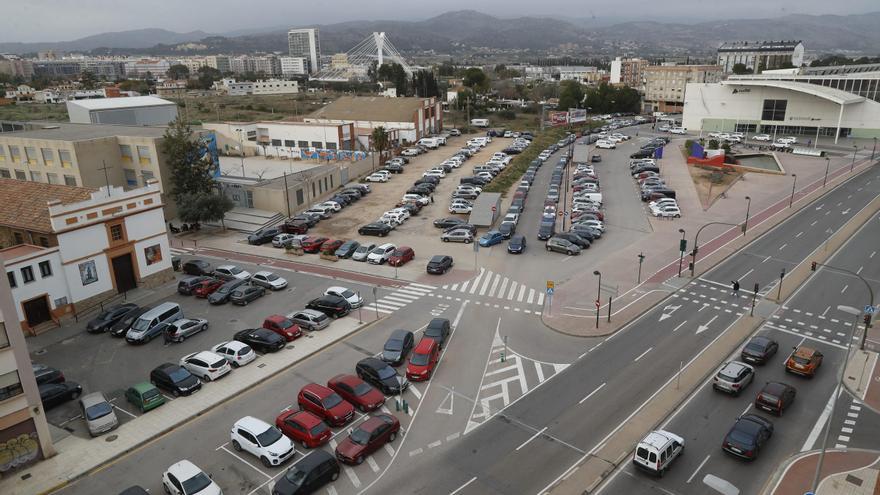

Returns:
219,446,271,479
381,405,391,415
450,477,478,495
409,448,423,457
517,285,526,302
740,403,752,416
161,394,174,401
428,440,442,448
687,455,711,484
112,405,137,419
367,457,380,472
763,256,772,263
327,486,339,495
507,281,518,300
516,427,548,451
488,274,501,297
59,414,83,426
498,277,510,299
633,347,652,362
450,283,459,291
469,270,486,295
446,432,460,442
409,384,422,400
838,435,851,442
578,383,606,405
841,285,848,294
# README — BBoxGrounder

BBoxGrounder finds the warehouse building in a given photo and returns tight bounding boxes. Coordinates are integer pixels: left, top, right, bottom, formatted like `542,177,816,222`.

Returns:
305,96,442,146
66,96,178,126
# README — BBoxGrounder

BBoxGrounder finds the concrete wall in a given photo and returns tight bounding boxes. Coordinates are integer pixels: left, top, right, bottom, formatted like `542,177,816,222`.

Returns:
90,105,178,126
6,249,68,323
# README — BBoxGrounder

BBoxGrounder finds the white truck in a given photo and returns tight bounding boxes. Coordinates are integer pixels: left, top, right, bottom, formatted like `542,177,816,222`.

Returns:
470,118,489,128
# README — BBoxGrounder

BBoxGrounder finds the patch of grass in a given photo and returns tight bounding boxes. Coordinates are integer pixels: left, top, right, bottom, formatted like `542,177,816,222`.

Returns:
0,103,68,122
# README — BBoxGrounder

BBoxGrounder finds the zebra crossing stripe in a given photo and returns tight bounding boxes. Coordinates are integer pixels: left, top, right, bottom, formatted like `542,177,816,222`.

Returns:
479,273,493,295
377,299,406,308
450,283,459,291
507,281,519,300
460,280,470,292
382,295,415,304
498,277,510,299
469,270,486,295
527,289,535,304
517,285,526,302
488,274,501,298
537,292,545,306
408,283,437,290
395,289,427,297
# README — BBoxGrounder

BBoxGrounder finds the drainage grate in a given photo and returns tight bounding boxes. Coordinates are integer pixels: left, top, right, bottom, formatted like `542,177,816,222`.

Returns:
105,434,118,442
845,474,863,487
21,473,31,480
258,363,267,368
34,349,48,356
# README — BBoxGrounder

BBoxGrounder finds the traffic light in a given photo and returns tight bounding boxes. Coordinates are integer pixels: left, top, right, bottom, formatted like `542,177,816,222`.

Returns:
865,314,872,326
811,261,817,271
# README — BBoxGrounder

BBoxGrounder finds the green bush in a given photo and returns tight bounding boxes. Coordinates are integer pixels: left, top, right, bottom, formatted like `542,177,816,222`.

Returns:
497,109,517,120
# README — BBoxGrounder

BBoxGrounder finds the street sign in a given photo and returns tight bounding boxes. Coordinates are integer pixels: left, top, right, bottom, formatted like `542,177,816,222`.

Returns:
595,299,600,309
546,287,554,295
491,205,497,212
865,305,876,314
558,211,563,216
546,280,555,289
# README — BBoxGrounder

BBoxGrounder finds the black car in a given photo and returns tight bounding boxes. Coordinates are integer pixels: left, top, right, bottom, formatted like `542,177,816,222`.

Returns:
498,222,516,239
630,149,655,159
511,198,525,210
554,232,591,249
591,154,602,163
234,328,286,353
537,221,555,241
330,195,351,207
229,285,266,305
407,186,433,196
426,255,453,274
335,240,360,259
741,336,779,365
722,414,774,460
383,163,404,174
341,188,363,198
273,449,340,495
382,329,415,366
339,190,361,201
39,381,82,409
413,178,438,188
248,227,281,245
32,364,64,385
177,275,212,295
398,203,421,216
182,259,212,276
290,214,319,228
418,175,440,185
207,278,248,305
118,487,150,495
425,318,450,349
356,357,407,395
569,225,600,240
306,295,352,318
444,223,477,235
86,303,139,333
358,223,393,237
150,363,201,397
109,306,151,337
508,234,526,254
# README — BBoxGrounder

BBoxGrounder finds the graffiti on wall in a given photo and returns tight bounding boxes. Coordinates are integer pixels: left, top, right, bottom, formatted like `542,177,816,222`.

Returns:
0,420,42,473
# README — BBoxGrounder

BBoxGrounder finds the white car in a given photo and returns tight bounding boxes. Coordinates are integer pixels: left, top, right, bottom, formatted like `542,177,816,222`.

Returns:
272,233,297,248
658,125,671,132
596,140,616,149
180,350,232,382
401,194,430,206
707,132,722,138
385,208,411,221
211,340,257,368
503,213,520,225
367,243,396,264
230,416,295,467
214,265,251,281
324,286,364,308
251,271,288,290
163,460,222,495
777,136,797,145
365,173,389,183
649,198,678,209
753,134,771,141
401,148,421,156
652,205,682,218
449,203,472,214
669,127,687,135
423,170,446,178
579,219,605,232
725,135,742,143
317,201,342,212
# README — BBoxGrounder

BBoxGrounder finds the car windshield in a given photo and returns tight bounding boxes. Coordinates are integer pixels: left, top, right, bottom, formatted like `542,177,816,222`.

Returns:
322,393,343,409
85,402,113,421
97,310,113,321
356,246,370,253
257,426,283,446
218,286,232,294
285,468,307,485
745,342,766,353
276,319,294,329
182,473,213,494
792,355,811,365
760,391,781,403
229,267,242,274
430,256,445,263
411,352,430,366
385,338,403,351
341,289,356,298
377,366,397,380
142,389,161,400
168,368,191,383
350,428,371,445
728,428,756,446
264,273,279,281
131,319,150,331
392,249,405,256
370,247,385,255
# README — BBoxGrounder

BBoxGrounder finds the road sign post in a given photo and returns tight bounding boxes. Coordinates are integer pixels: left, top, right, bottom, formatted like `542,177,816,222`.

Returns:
546,281,554,316
357,291,363,323
473,240,479,269
678,238,687,278
776,268,786,300
637,252,646,283
372,286,379,320
751,283,759,317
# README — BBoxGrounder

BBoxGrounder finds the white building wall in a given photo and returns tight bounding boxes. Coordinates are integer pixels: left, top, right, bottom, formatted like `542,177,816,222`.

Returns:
133,234,171,278
61,252,113,301
57,224,109,264
610,58,622,84
7,251,68,322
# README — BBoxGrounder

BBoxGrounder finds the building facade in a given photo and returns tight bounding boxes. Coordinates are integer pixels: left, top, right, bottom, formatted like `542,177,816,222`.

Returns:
66,96,178,126
305,96,443,145
206,55,230,73
610,57,648,87
0,55,34,80
643,64,723,113
280,57,308,78
717,40,805,74
288,28,321,74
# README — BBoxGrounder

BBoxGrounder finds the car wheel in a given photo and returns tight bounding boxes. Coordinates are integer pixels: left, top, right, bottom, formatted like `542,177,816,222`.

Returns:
301,440,310,449
243,300,248,306
163,483,171,495
232,440,242,451
389,432,397,442
355,455,364,465
203,374,212,383
443,237,449,242
658,467,666,478
261,456,272,468
172,389,180,397
71,390,81,400
675,214,681,218
331,471,339,481
567,250,573,255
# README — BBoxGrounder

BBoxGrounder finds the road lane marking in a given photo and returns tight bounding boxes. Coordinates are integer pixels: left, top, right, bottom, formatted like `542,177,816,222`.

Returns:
762,256,771,263
428,440,442,449
795,231,803,238
384,444,395,456
409,384,422,400
367,457,380,472
409,448,423,456
778,243,788,251
515,426,548,451
446,432,460,442
822,306,831,317
468,269,485,294
633,347,653,362
579,383,606,404
535,362,546,383
518,285,527,302
841,285,848,293
686,455,711,484
672,320,687,332
450,477,478,495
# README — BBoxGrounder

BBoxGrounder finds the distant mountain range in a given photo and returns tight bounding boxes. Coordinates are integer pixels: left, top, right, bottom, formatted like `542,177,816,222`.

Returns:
1,10,878,57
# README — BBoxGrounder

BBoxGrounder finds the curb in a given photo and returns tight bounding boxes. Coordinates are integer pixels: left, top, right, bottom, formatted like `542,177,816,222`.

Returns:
32,316,385,495
759,448,880,495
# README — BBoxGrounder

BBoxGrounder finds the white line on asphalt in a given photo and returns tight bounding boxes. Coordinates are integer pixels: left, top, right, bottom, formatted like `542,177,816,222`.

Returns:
841,427,853,434
409,448,423,457
384,444,395,456
393,289,425,297
740,403,752,416
469,270,485,295
378,298,408,306
527,289,536,304
507,281,518,300
871,251,876,258
633,347,653,362
408,283,438,290
428,440,442,449
58,414,83,426
762,256,771,263
811,220,818,226
764,324,848,350
219,446,271,479
408,384,422,400
112,405,137,419
778,243,788,251
579,383,606,404
845,419,856,425
498,277,509,299
450,477,478,495
537,292,545,306
672,320,688,332
515,427,548,451
838,435,851,442
518,285,527,302
367,457,380,472
459,280,470,292
561,255,573,262
841,285,848,293
488,274,501,298
479,273,494,296
822,306,831,317
856,266,863,275
485,364,518,377
686,455,711,484
795,231,803,238
451,283,459,291
327,486,338,495
447,432,460,442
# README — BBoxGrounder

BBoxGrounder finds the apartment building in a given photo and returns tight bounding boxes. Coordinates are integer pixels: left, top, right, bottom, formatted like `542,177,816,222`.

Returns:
288,28,321,74
0,54,34,79
643,64,723,113
280,57,308,78
717,40,804,74
610,57,649,88
206,55,230,73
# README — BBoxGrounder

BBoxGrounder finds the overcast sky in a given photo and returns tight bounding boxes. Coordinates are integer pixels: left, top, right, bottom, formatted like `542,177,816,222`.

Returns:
4,0,878,42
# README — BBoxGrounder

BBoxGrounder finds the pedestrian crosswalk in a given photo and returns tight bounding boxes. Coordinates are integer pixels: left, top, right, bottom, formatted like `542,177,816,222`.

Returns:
170,247,193,256
370,283,437,315
464,329,569,434
441,268,544,306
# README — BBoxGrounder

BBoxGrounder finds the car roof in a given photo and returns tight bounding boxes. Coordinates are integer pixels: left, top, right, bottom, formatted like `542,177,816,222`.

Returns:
302,383,334,398
414,338,437,353
80,391,108,407
359,357,388,369
389,329,412,340
215,340,249,351
358,416,388,432
428,318,448,328
289,410,324,428
253,271,274,277
234,415,270,432
639,430,677,450
762,381,791,394
326,286,349,293
330,373,363,388
794,346,818,358
130,381,156,393
187,350,223,362
167,459,203,479
217,264,237,270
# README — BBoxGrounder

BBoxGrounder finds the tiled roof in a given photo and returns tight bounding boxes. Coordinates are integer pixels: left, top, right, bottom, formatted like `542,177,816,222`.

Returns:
0,179,95,233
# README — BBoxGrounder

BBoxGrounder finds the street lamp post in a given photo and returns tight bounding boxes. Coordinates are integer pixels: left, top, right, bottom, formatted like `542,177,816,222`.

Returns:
811,305,862,493
637,252,645,284
872,137,877,161
677,229,686,277
823,157,830,188
593,270,601,329
788,174,797,208
690,221,739,277
743,196,751,236
851,145,858,172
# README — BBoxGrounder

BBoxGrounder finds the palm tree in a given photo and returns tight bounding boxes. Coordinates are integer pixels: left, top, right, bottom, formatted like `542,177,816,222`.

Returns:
371,126,390,169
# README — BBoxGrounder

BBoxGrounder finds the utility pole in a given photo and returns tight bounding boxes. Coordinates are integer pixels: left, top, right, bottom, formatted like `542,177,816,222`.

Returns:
98,160,112,195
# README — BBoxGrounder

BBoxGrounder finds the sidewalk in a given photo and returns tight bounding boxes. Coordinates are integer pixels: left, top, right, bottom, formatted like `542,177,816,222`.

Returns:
766,449,880,495
3,316,380,495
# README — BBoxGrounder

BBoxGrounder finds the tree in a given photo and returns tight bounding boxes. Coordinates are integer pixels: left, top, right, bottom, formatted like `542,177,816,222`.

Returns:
118,79,150,93
367,60,379,84
161,116,216,204
371,126,390,165
411,70,440,98
463,67,490,93
177,193,233,230
188,66,222,90
731,63,752,75
80,70,97,90
557,80,584,110
167,64,190,80
377,63,408,95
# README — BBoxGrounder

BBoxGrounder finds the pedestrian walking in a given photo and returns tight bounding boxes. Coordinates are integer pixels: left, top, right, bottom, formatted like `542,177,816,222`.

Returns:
430,194,434,204
731,280,740,295
163,325,174,345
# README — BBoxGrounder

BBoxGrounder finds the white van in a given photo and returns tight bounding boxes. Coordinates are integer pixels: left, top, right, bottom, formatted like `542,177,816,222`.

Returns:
126,302,182,343
575,192,603,204
669,127,687,135
470,118,489,128
633,430,684,476
417,138,440,149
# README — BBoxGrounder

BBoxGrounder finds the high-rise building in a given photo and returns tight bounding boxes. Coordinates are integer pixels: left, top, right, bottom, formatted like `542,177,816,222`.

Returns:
288,28,321,74
610,57,649,88
206,55,230,73
717,40,804,74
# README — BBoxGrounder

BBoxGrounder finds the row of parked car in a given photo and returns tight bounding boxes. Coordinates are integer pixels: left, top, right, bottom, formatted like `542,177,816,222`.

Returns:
628,148,682,218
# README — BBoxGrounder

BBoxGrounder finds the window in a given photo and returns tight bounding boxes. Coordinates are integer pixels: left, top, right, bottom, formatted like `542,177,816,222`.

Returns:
59,149,72,168
312,182,316,197
24,147,38,165
0,146,5,162
330,175,334,188
21,266,35,283
326,142,337,150
7,272,16,288
761,99,787,121
323,177,328,191
9,146,20,163
0,169,9,178
284,140,295,147
64,175,77,186
46,172,59,184
311,141,322,148
110,224,124,241
271,139,282,147
141,170,155,183
30,171,42,182
0,322,8,349
119,144,133,162
38,237,49,248
39,260,52,277
296,188,304,205
13,232,23,244
0,370,24,401
298,140,309,148
137,145,151,165
41,148,54,166
14,169,26,180
123,168,138,187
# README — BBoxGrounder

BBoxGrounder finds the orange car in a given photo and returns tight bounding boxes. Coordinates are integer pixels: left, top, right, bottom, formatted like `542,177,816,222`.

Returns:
785,346,823,377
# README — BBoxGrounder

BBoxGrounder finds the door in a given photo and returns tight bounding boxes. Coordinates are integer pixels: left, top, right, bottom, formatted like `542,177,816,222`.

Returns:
23,296,52,326
112,254,137,293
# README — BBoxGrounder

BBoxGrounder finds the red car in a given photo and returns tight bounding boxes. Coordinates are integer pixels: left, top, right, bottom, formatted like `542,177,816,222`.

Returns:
388,246,415,267
320,239,344,254
335,414,400,465
301,237,329,253
327,374,386,412
406,338,440,381
262,315,303,341
282,220,309,235
275,410,332,449
297,383,355,426
193,278,224,298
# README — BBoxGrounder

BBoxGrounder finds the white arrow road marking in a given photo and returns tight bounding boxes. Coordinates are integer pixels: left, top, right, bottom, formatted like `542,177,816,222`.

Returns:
436,388,454,415
842,208,851,215
696,315,719,334
659,304,681,322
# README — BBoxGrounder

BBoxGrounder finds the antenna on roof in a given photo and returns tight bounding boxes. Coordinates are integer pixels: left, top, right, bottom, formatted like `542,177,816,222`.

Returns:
98,160,112,196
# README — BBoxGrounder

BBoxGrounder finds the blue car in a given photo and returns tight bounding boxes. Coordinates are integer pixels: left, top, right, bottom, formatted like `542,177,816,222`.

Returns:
479,231,504,247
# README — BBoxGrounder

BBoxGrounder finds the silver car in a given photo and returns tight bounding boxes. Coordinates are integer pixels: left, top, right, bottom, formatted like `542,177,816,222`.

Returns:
352,243,377,262
167,318,209,343
80,391,119,437
289,309,330,331
712,361,755,396
441,229,474,243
